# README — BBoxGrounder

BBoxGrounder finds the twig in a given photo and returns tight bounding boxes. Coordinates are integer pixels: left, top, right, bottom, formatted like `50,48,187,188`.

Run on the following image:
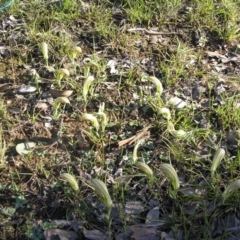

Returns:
118,125,151,147
127,28,180,35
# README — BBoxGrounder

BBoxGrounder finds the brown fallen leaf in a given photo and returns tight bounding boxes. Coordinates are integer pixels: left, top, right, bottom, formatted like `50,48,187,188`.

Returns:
49,89,73,98
35,102,49,111
205,51,227,59
118,125,151,147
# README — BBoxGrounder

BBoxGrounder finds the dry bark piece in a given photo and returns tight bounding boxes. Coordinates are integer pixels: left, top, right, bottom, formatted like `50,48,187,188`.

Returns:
49,89,73,98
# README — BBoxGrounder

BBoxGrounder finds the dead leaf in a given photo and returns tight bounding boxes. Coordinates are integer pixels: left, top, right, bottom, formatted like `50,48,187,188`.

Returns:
205,51,227,59
82,228,106,240
161,230,183,240
49,89,73,98
0,83,11,91
18,85,36,93
116,229,133,240
146,207,159,223
179,187,197,196
35,102,49,110
129,225,160,240
149,35,158,44
221,56,238,63
44,229,78,240
107,60,118,74
125,201,144,215
8,107,21,114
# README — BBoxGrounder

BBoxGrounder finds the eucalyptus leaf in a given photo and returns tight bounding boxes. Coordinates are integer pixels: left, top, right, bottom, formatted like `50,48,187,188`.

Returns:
18,85,36,93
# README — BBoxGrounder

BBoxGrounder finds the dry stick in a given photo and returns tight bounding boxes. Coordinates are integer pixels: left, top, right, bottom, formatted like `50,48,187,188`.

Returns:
57,104,67,143
127,28,181,35
118,125,151,147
